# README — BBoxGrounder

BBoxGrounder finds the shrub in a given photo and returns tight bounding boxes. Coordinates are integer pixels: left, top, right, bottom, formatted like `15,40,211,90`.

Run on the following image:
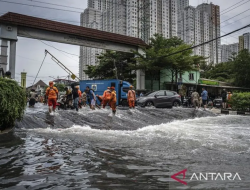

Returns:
0,78,27,128
229,92,250,111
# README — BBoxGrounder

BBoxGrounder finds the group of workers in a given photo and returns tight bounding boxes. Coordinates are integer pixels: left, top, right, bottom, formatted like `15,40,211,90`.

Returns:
41,81,137,115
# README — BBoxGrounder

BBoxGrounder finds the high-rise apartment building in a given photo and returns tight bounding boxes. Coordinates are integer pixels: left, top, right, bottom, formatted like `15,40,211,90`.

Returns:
80,0,188,79
239,35,244,51
221,43,239,63
79,8,103,80
238,33,250,52
243,33,250,50
197,3,221,64
177,0,189,38
178,3,221,64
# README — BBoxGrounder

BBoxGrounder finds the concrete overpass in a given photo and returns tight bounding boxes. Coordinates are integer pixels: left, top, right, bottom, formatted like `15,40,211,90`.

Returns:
0,12,147,89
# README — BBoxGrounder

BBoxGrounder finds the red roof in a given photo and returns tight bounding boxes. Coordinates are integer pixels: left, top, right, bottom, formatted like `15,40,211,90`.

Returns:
0,12,147,47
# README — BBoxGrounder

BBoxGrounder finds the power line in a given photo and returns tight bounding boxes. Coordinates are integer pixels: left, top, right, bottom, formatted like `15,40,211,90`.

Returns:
0,0,146,15
159,24,250,59
221,0,245,13
16,54,79,68
221,13,250,28
0,0,82,13
25,0,84,10
221,0,250,15
16,29,80,64
0,11,80,24
221,8,250,24
39,40,79,57
32,53,47,86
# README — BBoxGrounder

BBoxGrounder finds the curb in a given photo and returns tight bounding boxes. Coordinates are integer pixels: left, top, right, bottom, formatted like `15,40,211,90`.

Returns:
221,110,250,115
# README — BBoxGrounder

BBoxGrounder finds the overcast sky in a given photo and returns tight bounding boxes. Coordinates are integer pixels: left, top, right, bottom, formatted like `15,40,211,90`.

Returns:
0,0,249,86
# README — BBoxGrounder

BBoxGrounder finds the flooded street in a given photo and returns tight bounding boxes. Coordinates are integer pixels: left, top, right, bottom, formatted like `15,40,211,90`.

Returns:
1,104,250,189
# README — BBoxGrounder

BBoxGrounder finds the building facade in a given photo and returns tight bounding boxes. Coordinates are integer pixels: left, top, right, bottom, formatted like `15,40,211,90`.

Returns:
178,3,221,64
239,35,244,51
243,33,250,51
197,3,221,64
238,33,250,52
79,8,103,80
221,43,239,63
80,0,188,80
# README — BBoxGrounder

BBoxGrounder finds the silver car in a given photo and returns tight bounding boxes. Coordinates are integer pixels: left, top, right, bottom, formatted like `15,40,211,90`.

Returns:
137,90,181,108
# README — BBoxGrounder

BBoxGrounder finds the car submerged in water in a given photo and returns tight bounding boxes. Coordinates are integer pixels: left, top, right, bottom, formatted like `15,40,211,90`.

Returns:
136,90,181,108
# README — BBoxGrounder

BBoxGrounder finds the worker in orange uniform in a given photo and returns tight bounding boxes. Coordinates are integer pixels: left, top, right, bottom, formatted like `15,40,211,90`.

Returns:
46,81,59,113
127,85,136,109
109,86,117,115
96,94,103,104
102,87,111,108
227,91,232,109
77,86,82,109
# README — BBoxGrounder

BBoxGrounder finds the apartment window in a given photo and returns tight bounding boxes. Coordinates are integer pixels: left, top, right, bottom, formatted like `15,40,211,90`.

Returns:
189,73,194,81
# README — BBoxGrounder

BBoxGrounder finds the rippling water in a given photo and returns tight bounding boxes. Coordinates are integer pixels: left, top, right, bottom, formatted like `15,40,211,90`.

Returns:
1,103,250,189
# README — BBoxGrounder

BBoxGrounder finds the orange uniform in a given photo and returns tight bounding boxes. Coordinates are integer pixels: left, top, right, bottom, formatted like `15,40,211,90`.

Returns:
109,90,117,114
78,90,82,102
102,89,111,108
227,93,232,108
127,89,136,108
46,85,58,109
97,95,103,103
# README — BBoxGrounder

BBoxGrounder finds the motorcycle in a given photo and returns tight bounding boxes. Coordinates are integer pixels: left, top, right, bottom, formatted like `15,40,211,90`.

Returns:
183,96,193,108
57,95,67,110
57,95,75,110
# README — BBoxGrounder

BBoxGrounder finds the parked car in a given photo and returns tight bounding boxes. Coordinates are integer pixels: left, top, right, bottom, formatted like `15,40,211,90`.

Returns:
136,90,181,108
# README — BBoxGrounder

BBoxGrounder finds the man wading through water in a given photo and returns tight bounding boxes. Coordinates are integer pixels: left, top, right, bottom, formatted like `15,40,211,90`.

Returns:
221,89,227,109
127,85,136,109
191,90,200,110
86,86,96,110
46,81,59,113
29,89,37,108
72,86,79,111
110,86,117,115
201,88,208,111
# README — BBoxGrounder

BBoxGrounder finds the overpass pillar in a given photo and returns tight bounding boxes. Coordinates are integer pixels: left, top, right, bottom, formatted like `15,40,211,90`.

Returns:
9,40,17,79
136,70,145,90
0,39,8,73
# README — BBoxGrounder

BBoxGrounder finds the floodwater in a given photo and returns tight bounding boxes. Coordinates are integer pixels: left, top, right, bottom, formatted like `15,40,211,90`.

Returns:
0,103,250,190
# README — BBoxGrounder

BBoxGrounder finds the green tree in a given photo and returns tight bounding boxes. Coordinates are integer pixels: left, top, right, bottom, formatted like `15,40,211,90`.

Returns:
233,49,250,88
200,61,234,83
54,83,65,92
132,34,206,91
0,78,26,129
131,34,174,90
84,51,136,84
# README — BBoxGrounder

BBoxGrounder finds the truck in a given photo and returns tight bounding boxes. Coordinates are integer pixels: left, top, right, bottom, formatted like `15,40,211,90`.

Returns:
80,79,133,106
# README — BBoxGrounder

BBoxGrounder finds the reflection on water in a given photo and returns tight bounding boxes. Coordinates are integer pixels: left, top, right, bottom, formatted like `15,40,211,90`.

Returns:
0,103,250,189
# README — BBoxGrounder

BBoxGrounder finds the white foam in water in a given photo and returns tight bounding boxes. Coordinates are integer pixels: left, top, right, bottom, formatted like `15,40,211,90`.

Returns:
30,115,250,151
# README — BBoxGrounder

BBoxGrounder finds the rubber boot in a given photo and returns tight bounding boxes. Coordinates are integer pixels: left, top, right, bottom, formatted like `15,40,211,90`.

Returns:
112,110,116,115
